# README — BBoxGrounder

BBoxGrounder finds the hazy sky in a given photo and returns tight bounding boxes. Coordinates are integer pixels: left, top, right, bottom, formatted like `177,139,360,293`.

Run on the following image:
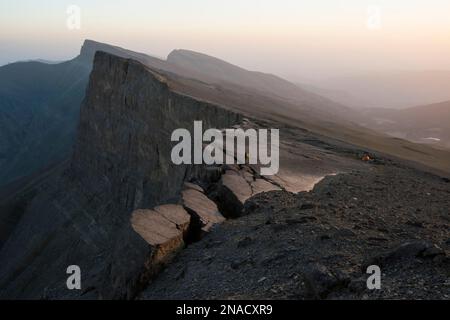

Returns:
1,0,450,80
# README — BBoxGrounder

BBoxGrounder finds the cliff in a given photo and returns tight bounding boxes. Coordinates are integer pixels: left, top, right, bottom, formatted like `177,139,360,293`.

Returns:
0,52,241,299
2,48,448,301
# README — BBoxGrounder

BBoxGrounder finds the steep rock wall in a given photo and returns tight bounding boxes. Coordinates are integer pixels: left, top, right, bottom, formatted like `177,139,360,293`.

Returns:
0,52,241,299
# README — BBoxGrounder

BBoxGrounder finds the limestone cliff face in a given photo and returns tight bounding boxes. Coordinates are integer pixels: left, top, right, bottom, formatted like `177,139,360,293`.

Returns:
72,51,240,211
0,52,241,299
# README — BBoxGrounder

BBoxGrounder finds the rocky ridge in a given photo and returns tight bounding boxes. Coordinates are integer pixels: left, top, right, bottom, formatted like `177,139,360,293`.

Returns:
1,49,448,300
0,52,243,299
142,163,450,300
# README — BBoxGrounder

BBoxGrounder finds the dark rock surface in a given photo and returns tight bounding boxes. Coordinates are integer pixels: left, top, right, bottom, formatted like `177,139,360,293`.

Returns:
0,52,241,299
0,52,91,188
1,46,449,301
142,164,450,300
131,205,190,247
181,187,225,233
213,168,281,218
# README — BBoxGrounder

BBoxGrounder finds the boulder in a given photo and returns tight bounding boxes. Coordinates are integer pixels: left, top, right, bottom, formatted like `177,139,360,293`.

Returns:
303,263,349,299
362,241,443,269
131,205,190,247
181,188,225,232
216,172,253,217
222,172,253,204
251,178,281,194
129,205,191,297
218,166,281,217
183,182,204,193
216,169,281,217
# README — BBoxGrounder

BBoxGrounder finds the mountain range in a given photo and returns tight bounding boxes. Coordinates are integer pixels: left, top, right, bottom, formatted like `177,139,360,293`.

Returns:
313,71,450,109
0,40,352,188
361,100,450,149
2,39,450,191
0,40,449,299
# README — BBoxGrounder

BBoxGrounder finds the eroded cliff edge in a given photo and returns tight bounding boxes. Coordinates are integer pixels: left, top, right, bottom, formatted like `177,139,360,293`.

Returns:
0,52,241,299
1,51,449,300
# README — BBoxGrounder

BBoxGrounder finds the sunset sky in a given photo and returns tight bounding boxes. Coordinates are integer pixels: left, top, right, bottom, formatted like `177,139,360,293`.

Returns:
1,0,450,80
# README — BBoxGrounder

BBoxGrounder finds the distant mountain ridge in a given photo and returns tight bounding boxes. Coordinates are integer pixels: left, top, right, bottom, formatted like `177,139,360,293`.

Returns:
0,56,91,186
315,70,450,109
361,100,450,149
1,50,449,300
0,40,168,187
2,39,450,190
0,39,354,187
1,43,450,299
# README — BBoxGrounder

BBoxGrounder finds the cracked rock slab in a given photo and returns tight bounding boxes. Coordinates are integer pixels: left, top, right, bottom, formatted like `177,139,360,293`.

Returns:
251,178,281,194
222,172,253,204
131,205,190,247
183,182,204,193
216,168,281,217
182,188,225,232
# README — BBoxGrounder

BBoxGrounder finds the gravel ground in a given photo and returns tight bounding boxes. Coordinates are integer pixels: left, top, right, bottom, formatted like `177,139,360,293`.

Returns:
142,162,450,300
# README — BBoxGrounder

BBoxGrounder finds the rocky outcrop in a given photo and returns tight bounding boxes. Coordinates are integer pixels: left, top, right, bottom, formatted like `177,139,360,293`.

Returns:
142,164,450,300
131,205,190,247
0,51,91,189
0,43,416,301
362,241,446,270
0,49,369,298
214,166,281,217
0,52,241,299
130,205,190,282
181,184,225,234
